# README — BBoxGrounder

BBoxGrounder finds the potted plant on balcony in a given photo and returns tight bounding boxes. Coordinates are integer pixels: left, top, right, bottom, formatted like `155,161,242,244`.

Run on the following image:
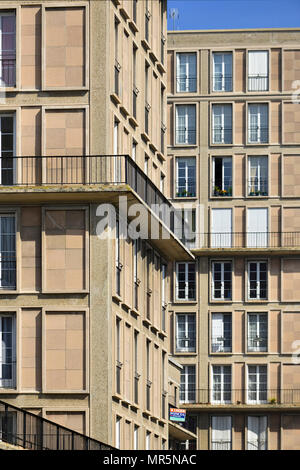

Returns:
268,397,277,404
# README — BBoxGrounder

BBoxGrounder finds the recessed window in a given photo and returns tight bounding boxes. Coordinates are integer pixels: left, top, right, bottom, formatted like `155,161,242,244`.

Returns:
211,261,232,301
175,104,196,145
212,104,232,144
175,262,196,301
0,314,16,388
176,314,196,353
211,416,232,450
247,365,267,404
247,313,268,352
211,313,232,353
211,365,231,404
248,104,268,144
248,261,268,300
247,416,267,450
180,365,196,403
0,13,16,88
248,156,268,196
175,157,196,197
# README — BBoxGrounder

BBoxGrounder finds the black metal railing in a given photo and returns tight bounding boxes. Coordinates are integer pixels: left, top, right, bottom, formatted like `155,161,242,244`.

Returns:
213,74,233,92
212,177,232,197
194,232,300,249
176,77,197,93
0,399,113,450
175,129,196,145
248,125,269,143
211,336,232,353
248,75,269,92
0,57,16,87
175,180,196,197
212,127,232,144
211,440,231,450
0,154,175,232
179,389,300,405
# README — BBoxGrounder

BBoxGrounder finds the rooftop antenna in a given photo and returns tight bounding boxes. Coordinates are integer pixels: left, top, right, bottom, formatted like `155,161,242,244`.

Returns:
169,8,179,31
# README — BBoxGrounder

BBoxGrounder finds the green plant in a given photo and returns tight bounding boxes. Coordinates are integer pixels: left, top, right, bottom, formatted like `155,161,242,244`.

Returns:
269,397,276,404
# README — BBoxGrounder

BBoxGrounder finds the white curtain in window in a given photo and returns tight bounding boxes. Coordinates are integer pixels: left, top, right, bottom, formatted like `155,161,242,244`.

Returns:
211,416,232,450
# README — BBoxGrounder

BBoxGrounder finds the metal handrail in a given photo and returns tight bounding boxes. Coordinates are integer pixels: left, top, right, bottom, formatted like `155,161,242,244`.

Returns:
192,232,300,249
0,399,114,450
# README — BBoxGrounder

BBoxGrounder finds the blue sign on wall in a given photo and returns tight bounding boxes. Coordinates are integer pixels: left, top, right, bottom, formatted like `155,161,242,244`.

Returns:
169,408,186,422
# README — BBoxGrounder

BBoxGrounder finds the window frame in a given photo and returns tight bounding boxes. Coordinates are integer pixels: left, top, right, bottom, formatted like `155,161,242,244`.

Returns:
175,313,197,354
0,313,16,389
211,103,233,145
247,102,269,144
175,103,197,146
211,364,232,405
211,312,232,353
176,52,197,93
175,261,196,302
247,364,268,404
211,260,232,301
212,51,233,92
247,312,268,353
247,260,268,301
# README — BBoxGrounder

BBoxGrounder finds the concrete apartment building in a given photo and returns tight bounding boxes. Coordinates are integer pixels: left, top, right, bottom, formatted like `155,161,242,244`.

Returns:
167,28,300,450
0,0,197,450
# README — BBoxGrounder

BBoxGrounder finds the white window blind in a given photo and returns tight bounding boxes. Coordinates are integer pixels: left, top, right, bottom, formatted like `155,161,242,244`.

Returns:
211,208,232,247
247,208,268,247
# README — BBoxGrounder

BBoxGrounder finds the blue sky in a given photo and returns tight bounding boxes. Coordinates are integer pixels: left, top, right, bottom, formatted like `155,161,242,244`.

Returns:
167,0,300,30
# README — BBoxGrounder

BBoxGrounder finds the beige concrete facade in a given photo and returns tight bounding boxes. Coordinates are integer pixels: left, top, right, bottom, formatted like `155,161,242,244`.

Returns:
168,28,300,450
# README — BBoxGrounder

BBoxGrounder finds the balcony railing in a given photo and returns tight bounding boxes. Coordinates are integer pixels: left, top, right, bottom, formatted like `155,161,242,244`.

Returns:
0,155,175,233
0,399,113,450
213,74,233,92
211,336,232,353
194,232,300,249
179,389,300,405
248,75,269,92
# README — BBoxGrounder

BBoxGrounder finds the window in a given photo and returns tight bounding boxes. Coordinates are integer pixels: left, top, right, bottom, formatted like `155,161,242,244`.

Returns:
211,209,232,248
114,18,120,96
0,215,16,289
176,53,197,93
212,157,232,197
176,314,196,353
248,313,268,352
145,63,150,135
0,315,16,388
116,317,121,394
248,261,268,300
248,51,269,92
211,365,231,404
247,416,267,450
132,46,138,119
0,411,16,445
134,425,139,450
180,365,196,403
213,52,232,92
115,416,121,449
175,104,196,145
175,157,196,197
211,416,232,450
115,219,121,296
212,262,232,300
211,313,232,353
212,104,232,144
247,208,268,248
248,156,268,196
247,365,267,404
248,104,268,144
175,262,196,301
146,339,151,410
0,115,15,185
0,13,16,88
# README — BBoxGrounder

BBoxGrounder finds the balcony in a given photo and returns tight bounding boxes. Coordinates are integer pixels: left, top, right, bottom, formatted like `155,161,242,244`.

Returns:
191,231,300,255
179,389,300,409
